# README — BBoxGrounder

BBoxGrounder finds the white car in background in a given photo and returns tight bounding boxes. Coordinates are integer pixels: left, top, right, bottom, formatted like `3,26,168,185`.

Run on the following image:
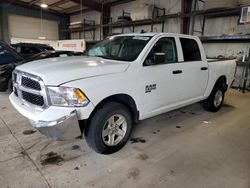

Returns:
9,33,236,154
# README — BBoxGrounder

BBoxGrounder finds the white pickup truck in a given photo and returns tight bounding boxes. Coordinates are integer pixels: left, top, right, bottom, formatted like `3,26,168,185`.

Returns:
9,33,235,154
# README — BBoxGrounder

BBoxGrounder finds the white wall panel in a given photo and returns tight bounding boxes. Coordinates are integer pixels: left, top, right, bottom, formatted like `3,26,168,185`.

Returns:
70,11,101,41
204,16,250,36
110,0,181,22
70,0,182,41
70,11,101,24
8,14,59,40
111,18,181,34
110,0,181,34
203,43,250,58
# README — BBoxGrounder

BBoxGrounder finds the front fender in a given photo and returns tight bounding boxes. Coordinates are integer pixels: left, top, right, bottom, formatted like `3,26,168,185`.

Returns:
61,73,141,118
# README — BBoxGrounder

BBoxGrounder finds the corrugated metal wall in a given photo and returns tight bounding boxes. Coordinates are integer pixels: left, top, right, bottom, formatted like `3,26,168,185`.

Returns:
70,11,101,41
69,0,250,57
70,0,182,40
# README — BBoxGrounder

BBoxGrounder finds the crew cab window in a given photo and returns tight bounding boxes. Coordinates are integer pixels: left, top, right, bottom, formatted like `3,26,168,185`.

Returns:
145,37,177,66
180,38,201,61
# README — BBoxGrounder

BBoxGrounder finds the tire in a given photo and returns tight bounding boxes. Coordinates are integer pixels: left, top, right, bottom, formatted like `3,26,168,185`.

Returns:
202,83,225,112
7,78,13,93
84,102,133,154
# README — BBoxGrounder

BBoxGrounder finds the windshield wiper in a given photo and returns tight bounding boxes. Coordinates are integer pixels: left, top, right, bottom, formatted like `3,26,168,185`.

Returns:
88,55,125,61
96,55,114,60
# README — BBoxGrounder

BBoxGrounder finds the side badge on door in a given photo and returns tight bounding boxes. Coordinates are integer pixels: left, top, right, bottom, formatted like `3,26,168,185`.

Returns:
145,84,157,93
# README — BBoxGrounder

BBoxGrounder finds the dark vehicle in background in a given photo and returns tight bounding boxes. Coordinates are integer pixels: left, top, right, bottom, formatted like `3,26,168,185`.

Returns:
0,41,25,92
1,41,83,92
11,43,54,59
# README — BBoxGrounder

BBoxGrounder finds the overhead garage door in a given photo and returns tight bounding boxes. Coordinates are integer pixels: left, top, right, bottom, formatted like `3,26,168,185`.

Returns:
8,15,59,40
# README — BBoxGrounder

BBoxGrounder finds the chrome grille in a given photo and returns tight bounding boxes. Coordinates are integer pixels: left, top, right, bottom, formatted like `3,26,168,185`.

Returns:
13,73,17,83
13,71,48,109
21,76,41,90
22,91,44,106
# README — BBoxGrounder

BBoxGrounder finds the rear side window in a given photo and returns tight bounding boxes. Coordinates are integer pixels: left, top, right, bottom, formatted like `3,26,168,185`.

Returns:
180,38,201,61
21,47,32,54
21,47,41,54
29,47,42,54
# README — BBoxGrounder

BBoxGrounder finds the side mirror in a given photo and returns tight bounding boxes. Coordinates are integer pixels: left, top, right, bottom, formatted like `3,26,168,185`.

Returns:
154,52,165,64
144,52,166,66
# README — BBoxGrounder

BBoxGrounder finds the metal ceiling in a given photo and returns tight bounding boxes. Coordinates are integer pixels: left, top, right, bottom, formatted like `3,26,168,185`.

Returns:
1,0,131,15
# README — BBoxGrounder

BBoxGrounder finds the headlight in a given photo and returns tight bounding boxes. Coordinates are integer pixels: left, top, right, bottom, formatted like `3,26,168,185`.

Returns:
47,87,89,107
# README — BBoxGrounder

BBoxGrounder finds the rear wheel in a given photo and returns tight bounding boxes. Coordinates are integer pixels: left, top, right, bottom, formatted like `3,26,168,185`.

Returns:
202,84,225,112
85,102,133,154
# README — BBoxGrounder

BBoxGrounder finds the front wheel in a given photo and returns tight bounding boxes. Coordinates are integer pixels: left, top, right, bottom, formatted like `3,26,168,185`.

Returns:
202,85,225,112
84,102,133,154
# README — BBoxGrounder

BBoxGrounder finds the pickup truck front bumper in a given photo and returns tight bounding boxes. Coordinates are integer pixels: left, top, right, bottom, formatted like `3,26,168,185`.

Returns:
29,110,80,141
9,93,94,141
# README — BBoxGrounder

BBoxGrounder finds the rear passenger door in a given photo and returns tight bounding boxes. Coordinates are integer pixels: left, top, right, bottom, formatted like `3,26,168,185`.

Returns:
178,37,209,100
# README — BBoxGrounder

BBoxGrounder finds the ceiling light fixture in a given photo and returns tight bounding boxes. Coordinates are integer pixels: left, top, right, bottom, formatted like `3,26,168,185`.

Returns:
38,36,46,40
40,3,48,8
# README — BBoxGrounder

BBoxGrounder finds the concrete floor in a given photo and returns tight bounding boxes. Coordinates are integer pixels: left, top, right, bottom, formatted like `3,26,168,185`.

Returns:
0,89,249,188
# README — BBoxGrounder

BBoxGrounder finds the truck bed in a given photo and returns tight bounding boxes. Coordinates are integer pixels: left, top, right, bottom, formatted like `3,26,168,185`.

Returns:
204,59,236,97
207,58,236,63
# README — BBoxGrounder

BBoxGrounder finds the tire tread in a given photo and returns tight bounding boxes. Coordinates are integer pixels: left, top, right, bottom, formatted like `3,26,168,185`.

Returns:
85,101,132,154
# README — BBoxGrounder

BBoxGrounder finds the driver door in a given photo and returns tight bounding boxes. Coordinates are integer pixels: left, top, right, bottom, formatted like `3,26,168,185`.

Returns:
139,36,186,118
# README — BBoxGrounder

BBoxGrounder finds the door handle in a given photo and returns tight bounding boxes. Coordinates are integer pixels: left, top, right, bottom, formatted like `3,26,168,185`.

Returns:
201,67,208,71
172,70,182,74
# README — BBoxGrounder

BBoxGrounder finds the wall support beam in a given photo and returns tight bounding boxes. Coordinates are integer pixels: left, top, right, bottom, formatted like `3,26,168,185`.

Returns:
0,4,9,43
102,4,111,39
0,5,2,40
181,0,193,34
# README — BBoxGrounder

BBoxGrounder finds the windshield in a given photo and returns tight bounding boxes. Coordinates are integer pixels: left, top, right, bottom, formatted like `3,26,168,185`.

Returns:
43,46,55,51
86,36,152,61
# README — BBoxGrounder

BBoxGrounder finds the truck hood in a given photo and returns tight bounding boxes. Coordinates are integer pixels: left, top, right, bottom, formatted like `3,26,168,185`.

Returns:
16,56,130,85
